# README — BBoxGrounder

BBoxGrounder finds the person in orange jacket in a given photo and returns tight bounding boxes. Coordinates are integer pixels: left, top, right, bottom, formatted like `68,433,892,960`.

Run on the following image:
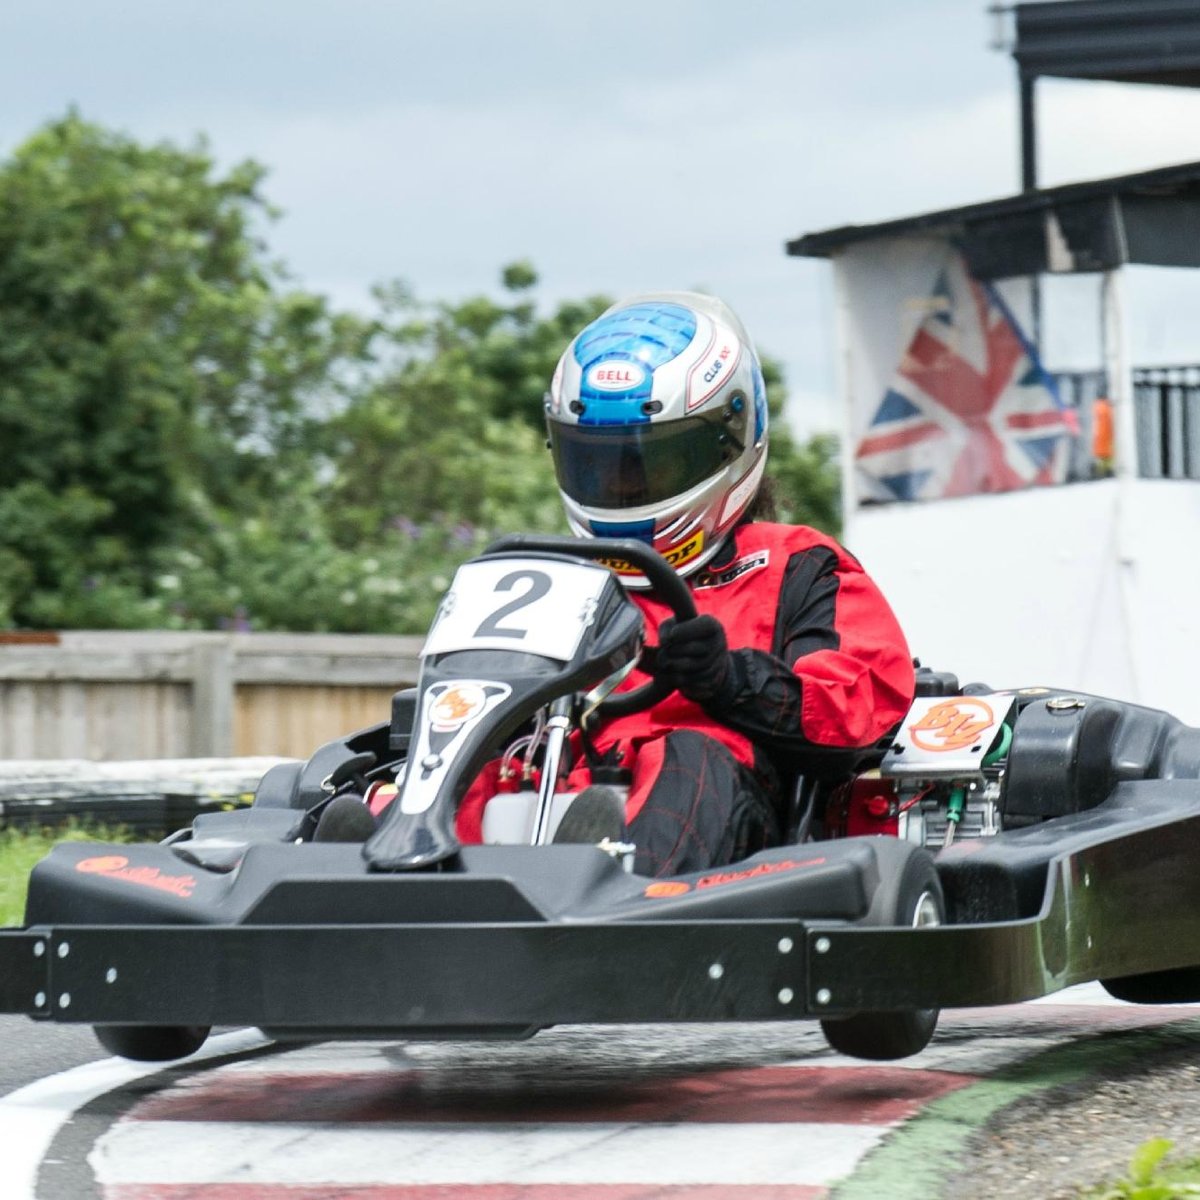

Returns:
1093,395,1114,477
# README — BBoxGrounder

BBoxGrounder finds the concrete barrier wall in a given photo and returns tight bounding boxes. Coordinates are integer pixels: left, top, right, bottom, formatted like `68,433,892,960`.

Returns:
0,631,423,761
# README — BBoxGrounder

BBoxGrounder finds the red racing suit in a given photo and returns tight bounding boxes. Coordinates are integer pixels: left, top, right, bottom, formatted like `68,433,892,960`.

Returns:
457,521,915,872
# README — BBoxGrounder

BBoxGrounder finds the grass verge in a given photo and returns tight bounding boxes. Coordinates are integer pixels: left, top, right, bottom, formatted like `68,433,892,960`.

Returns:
1085,1138,1200,1197
0,823,133,926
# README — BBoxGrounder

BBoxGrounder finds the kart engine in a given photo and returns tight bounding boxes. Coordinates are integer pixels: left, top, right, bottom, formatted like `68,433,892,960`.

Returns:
827,690,1017,851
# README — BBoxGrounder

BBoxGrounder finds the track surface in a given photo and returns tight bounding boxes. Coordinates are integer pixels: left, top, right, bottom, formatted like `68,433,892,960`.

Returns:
5,986,1200,1199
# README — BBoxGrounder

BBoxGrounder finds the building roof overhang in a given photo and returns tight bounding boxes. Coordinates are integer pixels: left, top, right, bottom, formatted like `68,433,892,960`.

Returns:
787,160,1200,279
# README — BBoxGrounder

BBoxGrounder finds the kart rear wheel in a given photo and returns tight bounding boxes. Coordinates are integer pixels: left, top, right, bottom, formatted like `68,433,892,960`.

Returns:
93,1024,211,1062
819,846,943,1062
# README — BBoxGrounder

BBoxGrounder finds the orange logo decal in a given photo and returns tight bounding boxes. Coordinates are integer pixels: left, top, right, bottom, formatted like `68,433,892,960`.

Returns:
76,855,130,874
75,856,196,898
697,857,826,890
643,881,690,898
430,683,485,728
909,698,996,752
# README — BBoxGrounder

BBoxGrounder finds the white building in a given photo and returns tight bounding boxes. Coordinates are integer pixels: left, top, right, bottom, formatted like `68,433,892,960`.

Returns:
788,163,1200,723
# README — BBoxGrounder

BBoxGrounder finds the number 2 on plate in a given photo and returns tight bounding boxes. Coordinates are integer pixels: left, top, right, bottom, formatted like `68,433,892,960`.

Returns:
472,569,552,639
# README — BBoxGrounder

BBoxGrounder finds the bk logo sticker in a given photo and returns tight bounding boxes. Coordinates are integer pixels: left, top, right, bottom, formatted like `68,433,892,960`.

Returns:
430,683,486,730
908,698,996,752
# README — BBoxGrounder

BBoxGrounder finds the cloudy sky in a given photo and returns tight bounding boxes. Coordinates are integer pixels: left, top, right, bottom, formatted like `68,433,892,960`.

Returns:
6,0,1200,433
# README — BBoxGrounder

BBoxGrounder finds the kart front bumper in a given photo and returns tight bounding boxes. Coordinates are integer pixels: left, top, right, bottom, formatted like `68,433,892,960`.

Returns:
5,780,1200,1032
0,855,1180,1032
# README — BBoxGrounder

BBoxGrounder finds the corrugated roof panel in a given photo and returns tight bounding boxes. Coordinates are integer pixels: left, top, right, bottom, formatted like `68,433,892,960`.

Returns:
1014,0,1200,86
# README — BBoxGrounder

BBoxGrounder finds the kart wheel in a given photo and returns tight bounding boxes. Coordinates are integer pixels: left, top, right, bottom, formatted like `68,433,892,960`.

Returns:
819,846,944,1062
93,1024,211,1062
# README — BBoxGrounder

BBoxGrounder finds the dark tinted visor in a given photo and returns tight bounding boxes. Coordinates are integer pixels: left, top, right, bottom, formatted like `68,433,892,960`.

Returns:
548,417,729,508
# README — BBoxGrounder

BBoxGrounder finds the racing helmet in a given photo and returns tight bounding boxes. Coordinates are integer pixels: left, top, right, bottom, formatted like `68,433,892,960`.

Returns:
546,291,769,584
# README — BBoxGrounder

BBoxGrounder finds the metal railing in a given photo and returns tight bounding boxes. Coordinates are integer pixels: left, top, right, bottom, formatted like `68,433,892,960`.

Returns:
1133,366,1200,480
1050,366,1200,481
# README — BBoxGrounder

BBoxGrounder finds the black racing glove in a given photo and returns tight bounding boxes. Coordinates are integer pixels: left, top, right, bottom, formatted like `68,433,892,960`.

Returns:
655,614,735,706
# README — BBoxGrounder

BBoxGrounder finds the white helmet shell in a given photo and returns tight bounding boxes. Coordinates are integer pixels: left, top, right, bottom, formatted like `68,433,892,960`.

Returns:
546,291,769,584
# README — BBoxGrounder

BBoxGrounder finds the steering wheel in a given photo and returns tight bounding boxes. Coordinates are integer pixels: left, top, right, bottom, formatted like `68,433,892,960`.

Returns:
484,534,696,719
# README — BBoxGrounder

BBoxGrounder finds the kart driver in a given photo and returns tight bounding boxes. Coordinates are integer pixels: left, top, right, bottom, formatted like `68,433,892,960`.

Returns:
454,291,916,876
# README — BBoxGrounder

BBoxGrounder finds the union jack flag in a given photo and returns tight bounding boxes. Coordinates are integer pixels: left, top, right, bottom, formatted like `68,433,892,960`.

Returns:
855,254,1078,502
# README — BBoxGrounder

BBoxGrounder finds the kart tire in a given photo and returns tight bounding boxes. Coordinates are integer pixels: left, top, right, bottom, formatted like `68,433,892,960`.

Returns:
819,845,944,1062
93,1024,211,1062
1101,967,1200,1004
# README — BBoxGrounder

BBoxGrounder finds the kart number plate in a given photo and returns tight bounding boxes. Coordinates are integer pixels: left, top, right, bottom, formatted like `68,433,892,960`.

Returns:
423,557,613,662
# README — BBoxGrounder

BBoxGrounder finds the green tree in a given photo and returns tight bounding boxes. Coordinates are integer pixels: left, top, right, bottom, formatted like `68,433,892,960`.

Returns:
160,287,840,634
147,482,470,635
0,111,840,633
327,271,841,555
326,267,611,547
758,356,841,535
0,113,369,627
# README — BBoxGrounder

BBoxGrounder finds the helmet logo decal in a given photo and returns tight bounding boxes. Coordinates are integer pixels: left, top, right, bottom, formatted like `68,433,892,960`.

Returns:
665,530,704,569
703,345,733,385
686,327,742,412
571,303,695,423
585,361,647,392
597,530,704,576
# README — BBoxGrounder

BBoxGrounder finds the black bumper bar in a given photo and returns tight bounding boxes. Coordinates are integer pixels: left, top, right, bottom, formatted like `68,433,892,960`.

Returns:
8,782,1200,1031
0,852,1192,1031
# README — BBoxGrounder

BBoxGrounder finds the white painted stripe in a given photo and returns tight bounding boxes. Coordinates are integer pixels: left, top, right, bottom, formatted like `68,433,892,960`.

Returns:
92,1120,884,1188
1027,981,1136,1007
197,1038,402,1074
0,1028,270,1200
20,988,1200,1198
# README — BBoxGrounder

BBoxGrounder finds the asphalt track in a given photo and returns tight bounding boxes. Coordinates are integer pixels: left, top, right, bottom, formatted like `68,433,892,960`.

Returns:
4,984,1200,1199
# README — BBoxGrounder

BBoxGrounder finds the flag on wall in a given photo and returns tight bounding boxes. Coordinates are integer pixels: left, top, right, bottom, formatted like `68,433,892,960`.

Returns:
854,254,1078,502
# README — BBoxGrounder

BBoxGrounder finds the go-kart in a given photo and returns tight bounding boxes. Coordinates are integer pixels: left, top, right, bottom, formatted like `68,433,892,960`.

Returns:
3,535,1200,1065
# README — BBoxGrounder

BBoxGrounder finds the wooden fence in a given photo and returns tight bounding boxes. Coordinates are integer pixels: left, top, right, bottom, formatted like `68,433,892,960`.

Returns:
0,631,423,761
